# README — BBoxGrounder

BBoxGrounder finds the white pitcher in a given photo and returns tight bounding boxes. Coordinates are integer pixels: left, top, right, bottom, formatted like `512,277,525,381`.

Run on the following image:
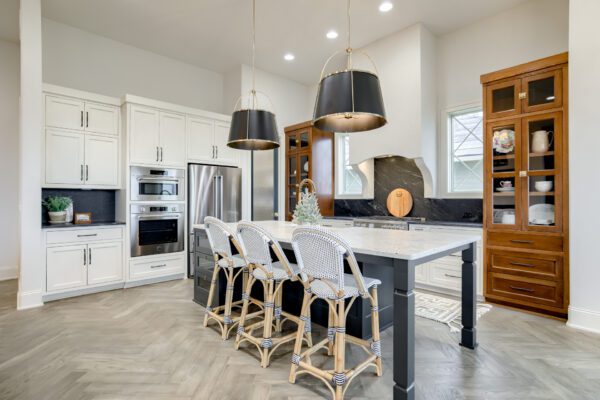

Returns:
531,130,553,153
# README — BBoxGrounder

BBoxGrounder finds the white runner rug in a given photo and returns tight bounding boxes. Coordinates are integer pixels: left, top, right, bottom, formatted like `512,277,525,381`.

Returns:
415,291,492,332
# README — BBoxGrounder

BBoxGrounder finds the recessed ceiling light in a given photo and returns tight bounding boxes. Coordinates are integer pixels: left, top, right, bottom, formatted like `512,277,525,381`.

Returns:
379,1,393,12
326,30,339,39
284,53,295,61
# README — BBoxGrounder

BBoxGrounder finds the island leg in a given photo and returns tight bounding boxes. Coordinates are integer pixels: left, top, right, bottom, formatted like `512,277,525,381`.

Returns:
460,242,478,349
393,259,415,400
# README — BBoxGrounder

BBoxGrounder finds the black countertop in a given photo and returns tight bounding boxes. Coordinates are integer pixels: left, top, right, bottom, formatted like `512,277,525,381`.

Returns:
42,221,126,230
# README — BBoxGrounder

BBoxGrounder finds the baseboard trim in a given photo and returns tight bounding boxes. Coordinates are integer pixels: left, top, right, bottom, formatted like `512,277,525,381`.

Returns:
124,273,185,289
0,265,18,281
17,289,44,310
43,282,125,302
567,306,600,335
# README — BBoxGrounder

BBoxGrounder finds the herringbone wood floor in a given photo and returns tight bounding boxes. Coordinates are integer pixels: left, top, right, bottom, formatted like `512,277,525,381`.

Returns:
1,278,599,400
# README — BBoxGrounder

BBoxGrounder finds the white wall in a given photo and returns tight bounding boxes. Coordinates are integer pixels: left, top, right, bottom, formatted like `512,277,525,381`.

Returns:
0,39,20,281
42,18,224,113
567,0,600,334
436,0,569,196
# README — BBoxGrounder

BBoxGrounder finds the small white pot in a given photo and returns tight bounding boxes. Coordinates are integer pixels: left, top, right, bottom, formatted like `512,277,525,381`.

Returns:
48,211,67,223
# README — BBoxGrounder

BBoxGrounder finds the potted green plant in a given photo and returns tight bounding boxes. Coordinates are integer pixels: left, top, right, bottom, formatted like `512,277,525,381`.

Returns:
42,196,72,224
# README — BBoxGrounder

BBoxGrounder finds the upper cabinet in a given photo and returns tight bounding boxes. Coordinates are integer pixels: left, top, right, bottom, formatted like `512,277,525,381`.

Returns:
187,115,238,166
128,105,186,168
43,88,121,189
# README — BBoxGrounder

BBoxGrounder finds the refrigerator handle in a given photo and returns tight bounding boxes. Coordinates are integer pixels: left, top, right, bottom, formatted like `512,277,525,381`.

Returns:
217,175,224,220
213,175,219,220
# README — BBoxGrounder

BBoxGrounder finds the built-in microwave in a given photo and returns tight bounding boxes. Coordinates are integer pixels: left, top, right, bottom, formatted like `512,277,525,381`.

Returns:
130,166,184,202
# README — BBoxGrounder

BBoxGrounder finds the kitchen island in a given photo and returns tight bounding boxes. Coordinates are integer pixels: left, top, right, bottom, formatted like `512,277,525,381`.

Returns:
194,220,480,400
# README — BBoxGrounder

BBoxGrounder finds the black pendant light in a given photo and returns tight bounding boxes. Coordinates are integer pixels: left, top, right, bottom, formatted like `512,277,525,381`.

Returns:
227,0,279,150
313,0,387,133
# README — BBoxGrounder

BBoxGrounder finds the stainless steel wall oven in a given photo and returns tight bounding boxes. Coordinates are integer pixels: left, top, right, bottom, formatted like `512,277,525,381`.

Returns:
130,204,185,257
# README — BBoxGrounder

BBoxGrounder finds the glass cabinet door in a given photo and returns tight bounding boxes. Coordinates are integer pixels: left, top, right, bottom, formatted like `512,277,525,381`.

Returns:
522,112,562,232
522,69,562,113
298,130,310,149
485,79,521,119
299,153,310,183
486,119,522,229
287,133,298,152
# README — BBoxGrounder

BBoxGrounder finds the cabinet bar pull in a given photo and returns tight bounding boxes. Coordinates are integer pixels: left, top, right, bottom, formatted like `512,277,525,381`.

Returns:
509,285,534,293
510,262,536,268
80,165,84,181
77,233,98,237
88,248,92,265
160,147,163,162
80,111,84,127
85,165,89,181
510,239,534,244
216,146,218,159
444,273,461,279
86,111,89,128
83,249,87,265
156,147,159,162
151,264,167,269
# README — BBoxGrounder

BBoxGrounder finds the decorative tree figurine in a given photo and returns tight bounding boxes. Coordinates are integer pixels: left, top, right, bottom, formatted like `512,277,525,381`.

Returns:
292,179,322,225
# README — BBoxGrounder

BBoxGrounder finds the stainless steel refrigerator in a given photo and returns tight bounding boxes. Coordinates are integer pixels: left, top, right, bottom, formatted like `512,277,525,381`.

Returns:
188,164,242,276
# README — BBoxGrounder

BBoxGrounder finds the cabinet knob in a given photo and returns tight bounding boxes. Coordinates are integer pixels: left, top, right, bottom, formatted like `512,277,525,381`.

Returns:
519,171,527,177
518,92,527,99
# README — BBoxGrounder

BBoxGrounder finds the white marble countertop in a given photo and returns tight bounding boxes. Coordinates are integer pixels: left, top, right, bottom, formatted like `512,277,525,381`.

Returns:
193,220,480,261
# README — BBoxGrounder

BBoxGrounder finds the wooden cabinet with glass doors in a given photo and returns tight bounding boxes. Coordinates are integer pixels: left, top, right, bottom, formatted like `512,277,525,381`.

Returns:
481,53,569,318
284,121,334,221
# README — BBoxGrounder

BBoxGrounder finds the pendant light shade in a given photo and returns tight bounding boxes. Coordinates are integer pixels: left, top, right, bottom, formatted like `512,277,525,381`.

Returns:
313,0,387,133
227,0,280,151
313,69,386,132
228,109,279,150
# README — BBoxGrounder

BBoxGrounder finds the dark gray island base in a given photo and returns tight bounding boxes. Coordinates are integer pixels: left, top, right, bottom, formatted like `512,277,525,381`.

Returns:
193,225,478,400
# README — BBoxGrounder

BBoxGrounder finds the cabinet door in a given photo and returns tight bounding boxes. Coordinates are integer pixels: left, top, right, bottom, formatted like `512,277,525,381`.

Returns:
187,116,215,161
158,112,186,167
214,122,238,165
85,134,119,187
85,102,119,136
485,79,521,120
485,119,522,230
45,129,85,185
45,95,85,131
87,242,123,285
46,245,87,292
129,105,160,165
522,69,562,114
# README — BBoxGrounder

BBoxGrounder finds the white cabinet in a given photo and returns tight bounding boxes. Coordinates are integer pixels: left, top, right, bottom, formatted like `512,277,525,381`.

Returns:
129,254,185,281
45,95,119,136
129,105,186,167
45,129,85,185
45,227,124,294
159,112,186,167
87,242,123,285
409,224,483,299
46,244,88,292
85,102,119,136
186,115,237,165
130,105,160,165
85,134,119,186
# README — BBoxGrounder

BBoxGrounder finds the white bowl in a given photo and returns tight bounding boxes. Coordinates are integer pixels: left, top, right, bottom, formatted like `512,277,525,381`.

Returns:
534,181,553,192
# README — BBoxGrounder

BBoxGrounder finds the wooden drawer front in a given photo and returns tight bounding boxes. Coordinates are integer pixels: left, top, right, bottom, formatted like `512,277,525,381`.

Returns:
489,251,560,280
47,227,123,245
429,263,462,291
487,231,562,252
489,274,561,307
130,255,184,280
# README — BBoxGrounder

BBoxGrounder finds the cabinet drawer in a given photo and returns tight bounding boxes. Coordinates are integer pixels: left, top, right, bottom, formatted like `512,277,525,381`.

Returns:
488,274,561,307
129,255,184,280
429,263,462,291
46,227,123,245
487,231,562,252
488,250,561,280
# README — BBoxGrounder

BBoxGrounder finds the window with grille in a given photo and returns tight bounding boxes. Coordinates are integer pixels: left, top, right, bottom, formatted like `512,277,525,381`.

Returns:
337,134,363,195
448,108,484,193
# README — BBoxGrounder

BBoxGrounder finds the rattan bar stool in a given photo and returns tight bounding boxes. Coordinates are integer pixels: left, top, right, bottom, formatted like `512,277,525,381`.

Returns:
235,221,312,368
289,226,383,400
204,217,263,340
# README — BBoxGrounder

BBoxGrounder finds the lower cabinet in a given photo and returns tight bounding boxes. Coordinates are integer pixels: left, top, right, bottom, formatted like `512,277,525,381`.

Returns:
409,224,483,298
129,253,185,281
45,227,124,294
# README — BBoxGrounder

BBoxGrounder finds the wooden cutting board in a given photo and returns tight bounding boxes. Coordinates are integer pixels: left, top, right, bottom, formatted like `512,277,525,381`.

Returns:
386,188,413,217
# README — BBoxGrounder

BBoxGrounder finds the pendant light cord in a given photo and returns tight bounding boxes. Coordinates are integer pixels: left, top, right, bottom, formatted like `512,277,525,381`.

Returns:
346,0,352,70
251,0,256,109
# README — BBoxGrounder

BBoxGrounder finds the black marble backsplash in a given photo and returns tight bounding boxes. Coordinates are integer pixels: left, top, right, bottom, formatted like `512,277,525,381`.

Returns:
41,189,117,224
334,156,483,223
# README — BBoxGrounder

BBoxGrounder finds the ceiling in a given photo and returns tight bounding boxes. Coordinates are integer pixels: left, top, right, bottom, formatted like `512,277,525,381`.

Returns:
2,0,530,84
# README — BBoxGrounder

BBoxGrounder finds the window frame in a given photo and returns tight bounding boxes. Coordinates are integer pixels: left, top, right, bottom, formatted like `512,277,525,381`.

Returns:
335,133,367,199
439,102,484,199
